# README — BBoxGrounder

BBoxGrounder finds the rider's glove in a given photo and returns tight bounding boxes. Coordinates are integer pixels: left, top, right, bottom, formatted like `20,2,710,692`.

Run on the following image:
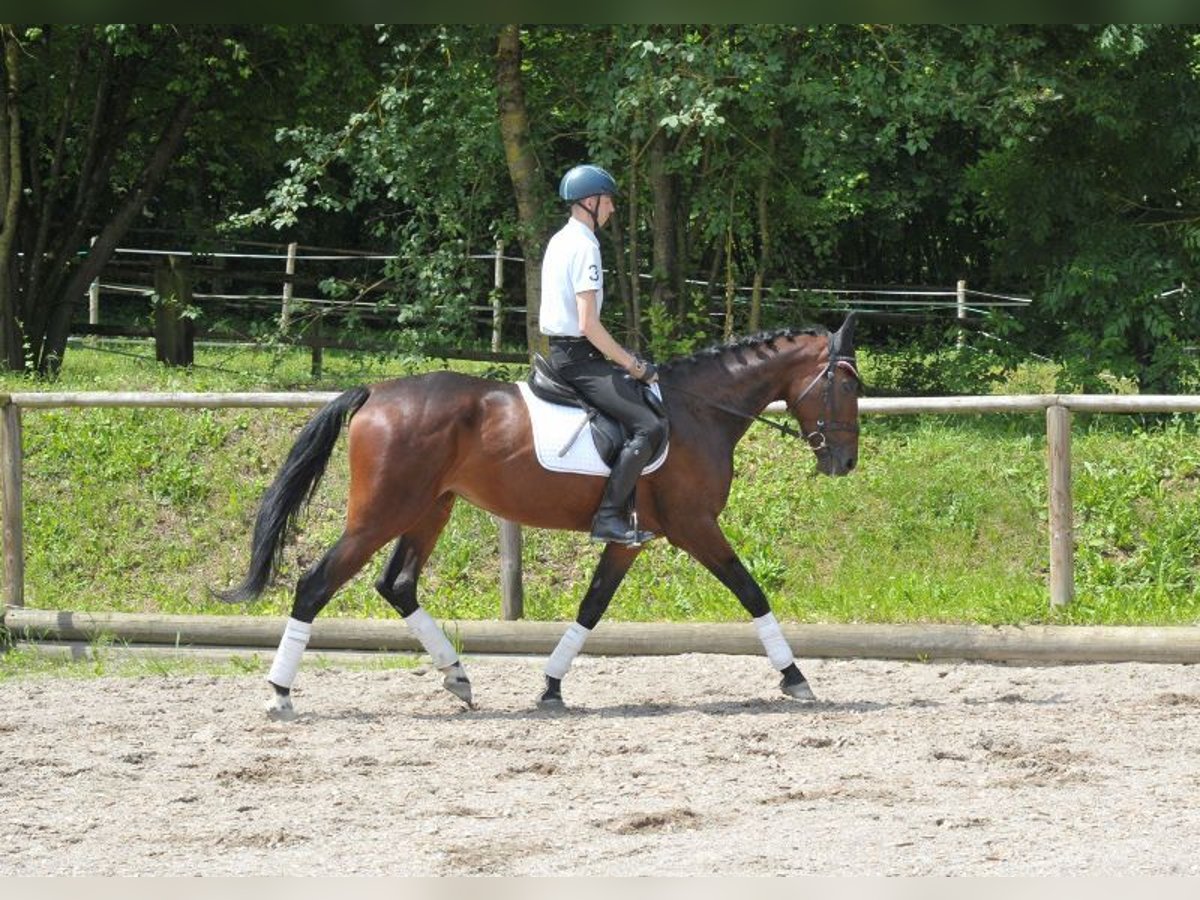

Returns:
629,356,659,385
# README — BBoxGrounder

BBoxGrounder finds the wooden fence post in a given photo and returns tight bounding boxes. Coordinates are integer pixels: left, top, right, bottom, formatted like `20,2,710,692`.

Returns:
88,235,100,327
499,518,523,620
0,396,24,611
1046,403,1075,607
492,239,504,353
281,241,298,333
492,240,524,618
956,279,967,348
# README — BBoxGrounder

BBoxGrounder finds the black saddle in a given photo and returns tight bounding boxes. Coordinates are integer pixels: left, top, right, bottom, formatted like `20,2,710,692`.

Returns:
528,354,668,467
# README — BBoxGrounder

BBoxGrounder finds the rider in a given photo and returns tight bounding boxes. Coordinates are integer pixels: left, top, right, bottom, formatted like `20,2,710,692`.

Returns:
540,163,665,546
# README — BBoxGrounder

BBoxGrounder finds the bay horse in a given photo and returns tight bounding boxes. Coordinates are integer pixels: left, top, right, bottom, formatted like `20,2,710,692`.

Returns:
218,316,861,718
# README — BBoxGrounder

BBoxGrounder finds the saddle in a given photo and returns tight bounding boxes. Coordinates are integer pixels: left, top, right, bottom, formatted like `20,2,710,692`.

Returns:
527,354,668,468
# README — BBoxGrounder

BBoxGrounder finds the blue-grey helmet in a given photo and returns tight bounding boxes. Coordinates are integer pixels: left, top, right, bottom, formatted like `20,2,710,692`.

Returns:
559,164,617,202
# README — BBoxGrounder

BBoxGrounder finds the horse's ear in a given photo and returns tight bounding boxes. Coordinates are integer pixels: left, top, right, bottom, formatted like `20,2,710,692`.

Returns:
832,313,856,356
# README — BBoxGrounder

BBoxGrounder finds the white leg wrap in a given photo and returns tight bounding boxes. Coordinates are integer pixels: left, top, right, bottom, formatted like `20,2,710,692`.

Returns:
404,608,459,669
267,617,312,689
545,622,591,680
754,612,795,671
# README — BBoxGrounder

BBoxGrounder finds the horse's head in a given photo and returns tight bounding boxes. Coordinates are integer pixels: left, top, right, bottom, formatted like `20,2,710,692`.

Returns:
788,314,860,476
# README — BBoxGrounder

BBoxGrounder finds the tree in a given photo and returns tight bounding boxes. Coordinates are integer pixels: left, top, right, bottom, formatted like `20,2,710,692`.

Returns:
232,26,522,349
211,24,1200,388
0,26,24,365
960,25,1200,390
0,26,207,371
0,24,380,374
496,25,552,353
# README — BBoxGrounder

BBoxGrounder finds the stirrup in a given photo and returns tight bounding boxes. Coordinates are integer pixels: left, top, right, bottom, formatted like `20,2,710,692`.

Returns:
590,512,655,547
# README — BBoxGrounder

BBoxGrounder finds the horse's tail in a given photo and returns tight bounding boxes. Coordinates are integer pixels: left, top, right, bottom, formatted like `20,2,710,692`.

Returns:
214,386,372,604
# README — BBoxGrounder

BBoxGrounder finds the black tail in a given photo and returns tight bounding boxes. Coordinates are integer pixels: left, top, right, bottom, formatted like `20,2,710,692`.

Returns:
215,386,371,603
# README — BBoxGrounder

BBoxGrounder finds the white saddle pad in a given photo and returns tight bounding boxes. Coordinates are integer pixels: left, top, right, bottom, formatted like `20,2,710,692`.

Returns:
516,381,669,477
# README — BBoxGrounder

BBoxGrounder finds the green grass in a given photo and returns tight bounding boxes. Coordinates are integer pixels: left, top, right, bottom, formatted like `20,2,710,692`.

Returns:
0,640,424,682
2,338,1199,636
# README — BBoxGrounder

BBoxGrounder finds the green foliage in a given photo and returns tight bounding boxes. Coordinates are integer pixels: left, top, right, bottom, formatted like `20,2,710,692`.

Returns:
9,25,1200,388
961,25,1200,391
643,294,712,361
1069,419,1200,621
1,24,384,373
0,642,421,682
226,26,508,346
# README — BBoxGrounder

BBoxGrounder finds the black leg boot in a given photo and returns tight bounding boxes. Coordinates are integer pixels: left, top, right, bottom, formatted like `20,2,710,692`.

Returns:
591,435,656,546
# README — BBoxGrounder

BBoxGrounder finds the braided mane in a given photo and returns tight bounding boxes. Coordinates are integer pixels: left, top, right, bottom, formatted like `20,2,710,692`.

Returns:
659,326,827,373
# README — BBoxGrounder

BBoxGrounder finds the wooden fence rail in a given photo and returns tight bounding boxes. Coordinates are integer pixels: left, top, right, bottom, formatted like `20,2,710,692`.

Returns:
2,391,1200,618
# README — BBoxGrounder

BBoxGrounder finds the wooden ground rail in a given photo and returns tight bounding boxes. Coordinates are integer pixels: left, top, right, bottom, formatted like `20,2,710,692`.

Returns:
8,609,1200,664
2,391,1200,618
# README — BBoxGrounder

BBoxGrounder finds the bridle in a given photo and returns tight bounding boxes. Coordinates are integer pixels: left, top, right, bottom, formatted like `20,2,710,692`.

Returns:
787,353,861,453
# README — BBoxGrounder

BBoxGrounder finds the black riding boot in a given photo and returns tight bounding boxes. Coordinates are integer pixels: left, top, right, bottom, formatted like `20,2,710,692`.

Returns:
591,435,656,546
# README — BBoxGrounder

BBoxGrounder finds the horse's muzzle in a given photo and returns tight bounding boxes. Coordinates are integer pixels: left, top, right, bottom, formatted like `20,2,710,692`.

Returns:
816,449,857,477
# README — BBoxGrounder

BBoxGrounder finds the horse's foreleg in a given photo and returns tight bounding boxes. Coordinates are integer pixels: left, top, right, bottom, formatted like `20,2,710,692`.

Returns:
373,496,472,706
668,520,815,701
539,542,641,709
266,528,393,719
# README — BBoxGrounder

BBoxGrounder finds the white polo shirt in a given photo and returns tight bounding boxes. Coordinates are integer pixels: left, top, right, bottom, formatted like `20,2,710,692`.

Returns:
539,217,603,337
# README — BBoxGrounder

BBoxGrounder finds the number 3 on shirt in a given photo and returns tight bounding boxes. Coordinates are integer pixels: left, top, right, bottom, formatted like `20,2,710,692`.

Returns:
588,264,599,282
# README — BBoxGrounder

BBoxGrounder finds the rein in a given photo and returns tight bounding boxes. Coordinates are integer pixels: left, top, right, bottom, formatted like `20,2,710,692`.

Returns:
665,350,860,449
666,382,804,439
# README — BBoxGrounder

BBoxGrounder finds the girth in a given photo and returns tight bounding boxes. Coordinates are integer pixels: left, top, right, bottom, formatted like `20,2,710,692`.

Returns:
528,353,667,467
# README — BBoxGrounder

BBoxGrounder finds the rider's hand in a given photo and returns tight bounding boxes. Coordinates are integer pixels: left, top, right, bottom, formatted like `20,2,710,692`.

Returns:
628,356,659,385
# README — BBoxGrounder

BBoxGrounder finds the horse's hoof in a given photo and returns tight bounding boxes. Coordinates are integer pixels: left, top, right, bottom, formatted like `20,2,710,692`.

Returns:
441,663,474,707
444,677,473,707
266,693,297,721
780,676,816,701
537,676,565,710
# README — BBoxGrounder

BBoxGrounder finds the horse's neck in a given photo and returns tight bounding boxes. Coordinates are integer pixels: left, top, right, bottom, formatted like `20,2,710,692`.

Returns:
675,338,823,439
717,341,818,411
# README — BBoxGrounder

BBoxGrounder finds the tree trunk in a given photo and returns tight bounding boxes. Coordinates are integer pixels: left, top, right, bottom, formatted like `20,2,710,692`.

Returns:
496,24,550,357
39,93,197,372
626,136,641,351
0,27,24,370
723,210,736,342
648,128,678,328
154,255,195,367
705,229,721,314
607,202,633,346
748,127,779,334
25,34,92,334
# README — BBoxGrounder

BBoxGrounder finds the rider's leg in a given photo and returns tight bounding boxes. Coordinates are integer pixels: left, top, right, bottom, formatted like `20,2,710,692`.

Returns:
590,433,656,544
557,357,667,546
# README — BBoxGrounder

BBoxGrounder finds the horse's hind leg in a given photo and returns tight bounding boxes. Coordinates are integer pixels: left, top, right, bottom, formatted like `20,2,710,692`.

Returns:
373,495,472,706
539,542,641,709
266,525,396,719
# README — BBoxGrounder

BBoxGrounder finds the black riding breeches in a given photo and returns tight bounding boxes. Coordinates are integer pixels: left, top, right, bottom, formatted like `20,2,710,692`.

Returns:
548,341,666,446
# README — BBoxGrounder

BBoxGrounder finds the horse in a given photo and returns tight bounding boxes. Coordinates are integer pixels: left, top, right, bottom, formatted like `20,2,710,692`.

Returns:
218,315,861,719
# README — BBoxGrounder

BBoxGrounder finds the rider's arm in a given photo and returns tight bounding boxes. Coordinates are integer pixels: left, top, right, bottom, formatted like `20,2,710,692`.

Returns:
577,290,643,375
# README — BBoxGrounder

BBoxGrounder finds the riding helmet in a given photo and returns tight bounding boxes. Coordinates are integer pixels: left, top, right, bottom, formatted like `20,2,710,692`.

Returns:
559,164,618,202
